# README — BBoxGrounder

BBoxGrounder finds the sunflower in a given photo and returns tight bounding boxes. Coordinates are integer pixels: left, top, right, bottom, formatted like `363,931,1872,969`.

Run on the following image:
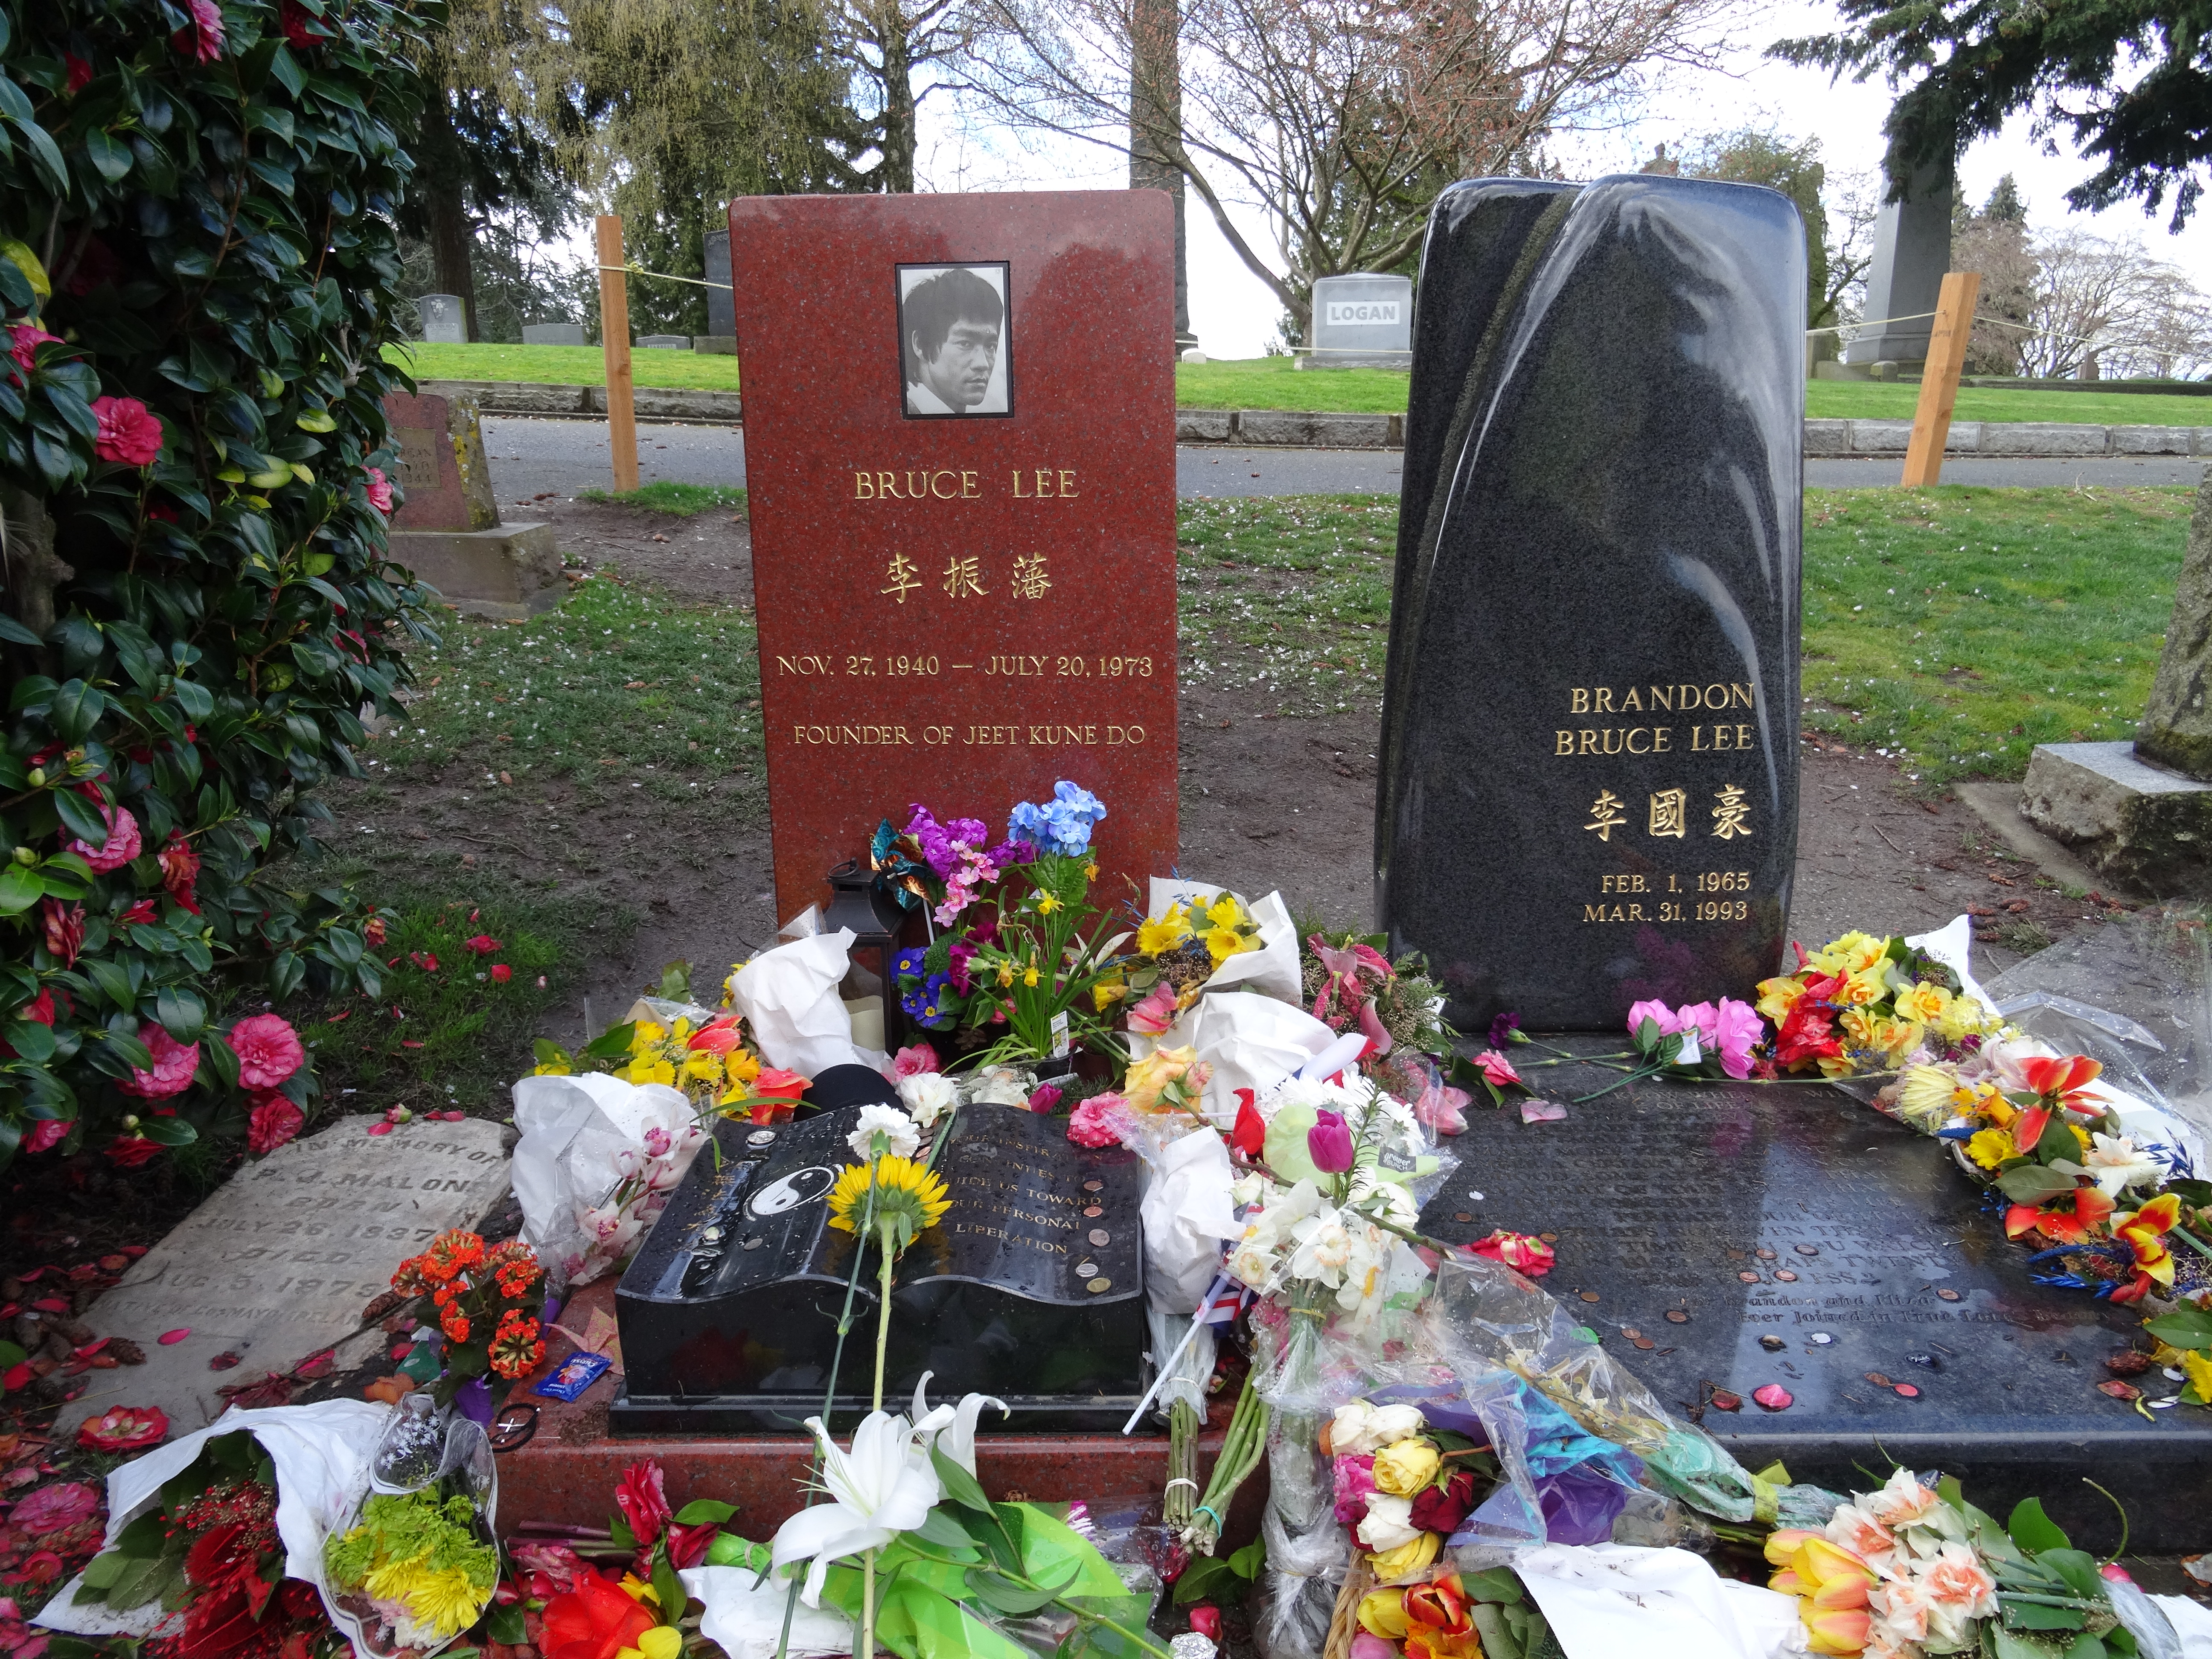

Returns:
827,1155,951,1250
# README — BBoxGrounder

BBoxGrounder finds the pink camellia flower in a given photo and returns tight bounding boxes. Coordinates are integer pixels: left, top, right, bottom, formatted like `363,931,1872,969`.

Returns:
172,0,225,63
1066,1092,1137,1150
118,1025,200,1099
7,324,62,380
67,802,141,873
64,52,96,93
246,1094,304,1155
117,898,158,927
892,1041,939,1078
90,396,163,466
9,1481,99,1536
1473,1048,1521,1089
463,933,501,955
21,1119,69,1154
41,899,85,967
76,1405,168,1452
364,466,393,513
490,963,512,984
227,1012,305,1089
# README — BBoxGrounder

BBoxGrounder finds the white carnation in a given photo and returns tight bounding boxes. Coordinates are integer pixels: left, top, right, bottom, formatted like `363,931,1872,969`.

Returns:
848,1103,920,1161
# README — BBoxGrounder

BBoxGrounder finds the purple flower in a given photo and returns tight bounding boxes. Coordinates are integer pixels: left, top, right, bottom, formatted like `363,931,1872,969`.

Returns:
1308,1109,1354,1174
1488,1011,1522,1049
987,838,1035,868
948,940,977,995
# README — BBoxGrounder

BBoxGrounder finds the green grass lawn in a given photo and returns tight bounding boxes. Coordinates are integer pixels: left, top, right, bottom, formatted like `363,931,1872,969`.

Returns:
390,341,2212,424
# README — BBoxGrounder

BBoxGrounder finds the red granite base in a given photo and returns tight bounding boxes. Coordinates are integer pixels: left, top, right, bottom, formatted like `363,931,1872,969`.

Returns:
499,1280,1267,1545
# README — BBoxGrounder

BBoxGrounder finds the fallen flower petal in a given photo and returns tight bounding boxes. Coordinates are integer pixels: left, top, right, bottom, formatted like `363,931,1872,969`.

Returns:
1752,1384,1794,1411
157,1328,190,1345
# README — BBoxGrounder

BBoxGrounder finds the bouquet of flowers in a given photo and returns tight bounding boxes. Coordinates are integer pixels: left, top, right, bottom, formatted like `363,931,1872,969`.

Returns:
1755,931,2003,1079
1103,892,1266,1033
385,1232,547,1405
70,1431,341,1659
321,1487,498,1657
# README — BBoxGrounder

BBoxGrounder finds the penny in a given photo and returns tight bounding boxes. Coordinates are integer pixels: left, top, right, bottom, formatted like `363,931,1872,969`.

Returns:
1076,1260,1099,1277
1632,1338,1655,1350
1083,1205,1103,1218
1087,1277,1112,1294
1089,1229,1111,1246
1665,1310,1689,1323
1865,1371,1893,1388
1936,1288,1962,1301
1760,1335,1785,1351
1455,1212,1474,1222
1621,1327,1644,1340
1726,1249,1746,1261
1083,1179,1104,1193
1795,1244,1819,1257
1755,1248,1776,1260
1579,1290,1601,1303
1539,1233,1558,1243
1775,1270,1799,1282
1656,1347,1676,1356
1738,1271,1761,1284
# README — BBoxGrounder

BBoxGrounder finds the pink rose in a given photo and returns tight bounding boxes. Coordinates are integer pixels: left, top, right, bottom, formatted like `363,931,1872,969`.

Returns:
1473,1048,1520,1088
118,1025,199,1100
363,466,394,512
90,396,163,466
1714,997,1763,1080
7,324,62,380
67,802,141,873
1625,998,1683,1039
246,1094,304,1155
227,1013,305,1089
172,0,225,62
892,1041,940,1079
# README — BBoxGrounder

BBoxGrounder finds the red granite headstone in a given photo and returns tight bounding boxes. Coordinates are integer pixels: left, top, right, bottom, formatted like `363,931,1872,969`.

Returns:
381,390,497,533
730,192,1179,918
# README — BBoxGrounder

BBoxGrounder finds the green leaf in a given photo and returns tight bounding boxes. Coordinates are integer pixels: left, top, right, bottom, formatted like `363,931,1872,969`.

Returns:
649,1545,687,1624
930,1442,992,1514
0,865,41,916
964,1564,1076,1616
2146,1308,2212,1351
84,958,134,1011
581,1021,637,1060
83,128,132,182
1227,1538,1267,1579
138,1117,198,1147
2039,1550,2107,1602
911,1506,977,1549
1171,1556,1234,1605
156,986,207,1041
0,611,43,646
672,1499,739,1527
1997,1164,2078,1205
483,1604,527,1645
51,786,111,847
2002,1597,2087,1632
608,1514,637,1551
0,1339,25,1368
3,1020,54,1063
2008,1498,2073,1557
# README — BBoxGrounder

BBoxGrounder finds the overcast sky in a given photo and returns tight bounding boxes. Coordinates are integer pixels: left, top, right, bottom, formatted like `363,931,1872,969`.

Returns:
914,0,2212,359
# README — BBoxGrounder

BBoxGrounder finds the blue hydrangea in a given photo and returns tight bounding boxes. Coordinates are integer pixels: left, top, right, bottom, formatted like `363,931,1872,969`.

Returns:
1009,781,1106,858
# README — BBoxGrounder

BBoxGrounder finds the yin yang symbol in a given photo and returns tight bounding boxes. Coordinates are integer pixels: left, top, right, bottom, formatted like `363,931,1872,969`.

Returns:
747,1165,837,1217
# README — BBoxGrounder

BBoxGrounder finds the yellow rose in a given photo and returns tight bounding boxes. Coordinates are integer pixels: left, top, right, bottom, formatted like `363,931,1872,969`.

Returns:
1357,1591,1411,1639
1965,1128,2014,1170
1371,1437,1441,1496
1126,1045,1203,1112
1366,1532,1441,1581
1755,976,1805,1022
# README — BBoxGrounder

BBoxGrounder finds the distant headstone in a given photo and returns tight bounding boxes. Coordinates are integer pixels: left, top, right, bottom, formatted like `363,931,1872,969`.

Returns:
1376,175,1803,1030
1843,146,1951,367
381,389,561,618
2020,472,2212,887
522,322,587,346
728,191,1179,920
419,293,466,344
615,1102,1145,1429
56,1117,509,1437
1418,1046,2202,1551
705,229,736,341
637,334,691,350
1300,273,1412,369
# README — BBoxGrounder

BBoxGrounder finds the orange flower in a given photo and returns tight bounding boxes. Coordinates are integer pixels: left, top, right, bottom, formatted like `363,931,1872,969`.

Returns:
490,1315,545,1379
2003,1185,2115,1243
2008,1104,2053,1158
1804,1607,1871,1655
2019,1054,2102,1112
2109,1194,2183,1302
442,1310,472,1344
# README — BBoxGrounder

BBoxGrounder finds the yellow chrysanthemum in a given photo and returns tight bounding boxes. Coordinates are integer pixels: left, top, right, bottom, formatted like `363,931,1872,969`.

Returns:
1966,1128,2015,1170
408,1566,492,1637
826,1155,952,1240
1137,908,1192,956
1898,1065,1958,1123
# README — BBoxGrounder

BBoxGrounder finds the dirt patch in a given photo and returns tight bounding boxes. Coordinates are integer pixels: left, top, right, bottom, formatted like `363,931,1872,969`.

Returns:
534,494,754,604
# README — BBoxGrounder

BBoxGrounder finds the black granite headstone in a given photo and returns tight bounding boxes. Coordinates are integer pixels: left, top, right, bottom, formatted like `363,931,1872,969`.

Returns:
1377,175,1804,1030
1416,1045,2211,1551
611,1102,1147,1431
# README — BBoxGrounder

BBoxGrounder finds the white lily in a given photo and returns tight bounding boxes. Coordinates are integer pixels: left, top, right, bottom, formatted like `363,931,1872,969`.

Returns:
2081,1132,2165,1196
911,1373,1009,1475
771,1412,942,1606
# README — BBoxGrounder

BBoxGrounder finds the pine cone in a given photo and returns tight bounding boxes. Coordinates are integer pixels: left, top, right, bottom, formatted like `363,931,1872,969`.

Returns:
2105,1348,2153,1377
107,1338,146,1365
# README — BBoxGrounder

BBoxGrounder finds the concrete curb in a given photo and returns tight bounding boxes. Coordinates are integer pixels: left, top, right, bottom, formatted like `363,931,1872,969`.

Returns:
428,381,2212,459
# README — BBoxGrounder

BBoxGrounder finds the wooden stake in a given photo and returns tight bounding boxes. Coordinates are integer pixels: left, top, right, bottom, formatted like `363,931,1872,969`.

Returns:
1901,270,1981,488
595,214,639,494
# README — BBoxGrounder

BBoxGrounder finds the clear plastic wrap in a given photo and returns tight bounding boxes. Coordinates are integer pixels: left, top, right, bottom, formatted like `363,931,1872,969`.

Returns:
1250,1405,1346,1659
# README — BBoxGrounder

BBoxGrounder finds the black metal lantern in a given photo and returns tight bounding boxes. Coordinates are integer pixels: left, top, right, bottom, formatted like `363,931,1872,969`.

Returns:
823,857,914,1054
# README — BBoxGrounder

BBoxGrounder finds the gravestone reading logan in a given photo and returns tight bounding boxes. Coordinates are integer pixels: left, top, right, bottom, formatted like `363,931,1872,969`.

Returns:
727,192,1179,919
55,1116,509,1437
614,1102,1145,1430
381,389,561,620
1417,1046,2207,1551
1377,175,1803,1030
1300,274,1412,369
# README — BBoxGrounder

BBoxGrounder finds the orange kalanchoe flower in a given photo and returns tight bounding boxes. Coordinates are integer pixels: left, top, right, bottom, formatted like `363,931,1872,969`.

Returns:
2018,1055,2103,1113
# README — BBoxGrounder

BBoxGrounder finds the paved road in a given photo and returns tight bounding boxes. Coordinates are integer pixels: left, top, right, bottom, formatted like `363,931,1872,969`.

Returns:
480,416,2209,504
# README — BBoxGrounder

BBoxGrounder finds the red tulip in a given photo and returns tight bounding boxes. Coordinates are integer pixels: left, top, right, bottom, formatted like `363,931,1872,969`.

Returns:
541,1572,656,1659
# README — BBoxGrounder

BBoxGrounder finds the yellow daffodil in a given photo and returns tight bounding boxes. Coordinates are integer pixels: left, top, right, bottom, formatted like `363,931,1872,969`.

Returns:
1809,931,1886,975
1965,1129,2014,1170
1755,975,1805,1022
725,1048,761,1085
1036,893,1062,914
2181,1349,2212,1405
618,1630,684,1659
997,961,1015,987
533,1054,573,1077
1203,926,1252,966
681,1051,724,1083
626,1057,676,1086
1093,973,1128,1011
670,1017,693,1044
1205,894,1244,931
1137,906,1192,956
1023,963,1040,987
620,1573,659,1605
1894,981,1952,1024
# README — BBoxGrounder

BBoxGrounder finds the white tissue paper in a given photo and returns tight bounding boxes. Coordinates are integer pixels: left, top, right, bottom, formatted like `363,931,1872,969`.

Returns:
38,1400,393,1640
511,1070,705,1288
728,928,883,1076
681,1566,854,1659
1141,1126,1240,1316
1514,1543,1807,1659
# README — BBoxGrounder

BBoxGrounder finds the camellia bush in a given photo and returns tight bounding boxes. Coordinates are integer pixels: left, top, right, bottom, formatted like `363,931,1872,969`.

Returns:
0,0,434,1170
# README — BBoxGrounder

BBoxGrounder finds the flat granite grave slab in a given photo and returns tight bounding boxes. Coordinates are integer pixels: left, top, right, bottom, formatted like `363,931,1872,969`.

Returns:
57,1115,509,1438
1416,1045,2207,1551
